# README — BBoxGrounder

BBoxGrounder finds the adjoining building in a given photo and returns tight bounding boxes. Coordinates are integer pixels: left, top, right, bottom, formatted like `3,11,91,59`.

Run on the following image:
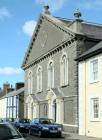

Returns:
22,6,102,133
78,41,102,138
0,82,24,121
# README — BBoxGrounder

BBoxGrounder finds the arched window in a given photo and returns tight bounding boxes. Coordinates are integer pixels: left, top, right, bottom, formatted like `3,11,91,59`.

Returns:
48,61,54,89
28,71,32,94
60,54,68,86
37,66,42,92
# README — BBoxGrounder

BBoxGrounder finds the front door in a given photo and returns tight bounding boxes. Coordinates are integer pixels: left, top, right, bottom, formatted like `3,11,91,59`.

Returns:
53,99,57,122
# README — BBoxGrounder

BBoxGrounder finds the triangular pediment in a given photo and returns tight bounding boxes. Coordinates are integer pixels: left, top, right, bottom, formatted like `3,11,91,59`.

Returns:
22,13,75,69
46,89,56,100
46,88,64,100
25,94,39,104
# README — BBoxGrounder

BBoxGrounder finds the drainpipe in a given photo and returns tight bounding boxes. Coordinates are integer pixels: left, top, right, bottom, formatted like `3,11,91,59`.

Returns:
85,61,86,136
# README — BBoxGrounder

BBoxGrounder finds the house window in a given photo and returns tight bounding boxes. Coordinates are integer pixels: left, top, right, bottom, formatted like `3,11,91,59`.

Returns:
28,71,32,94
48,61,54,89
13,96,16,106
37,66,42,92
90,59,98,82
60,54,68,86
90,97,99,121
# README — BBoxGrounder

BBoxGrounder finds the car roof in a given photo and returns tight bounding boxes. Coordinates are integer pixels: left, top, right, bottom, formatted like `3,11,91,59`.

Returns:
33,118,53,120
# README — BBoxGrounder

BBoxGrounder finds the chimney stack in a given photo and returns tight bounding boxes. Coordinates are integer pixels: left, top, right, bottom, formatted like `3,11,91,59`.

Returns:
15,82,24,90
3,81,10,94
68,9,83,34
7,85,14,93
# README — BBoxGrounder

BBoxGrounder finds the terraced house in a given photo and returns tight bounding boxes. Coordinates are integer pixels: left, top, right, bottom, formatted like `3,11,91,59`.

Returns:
22,6,102,133
78,41,102,138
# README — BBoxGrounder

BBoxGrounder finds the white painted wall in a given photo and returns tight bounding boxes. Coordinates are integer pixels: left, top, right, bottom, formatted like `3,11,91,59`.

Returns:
0,98,7,118
79,54,102,138
79,62,86,135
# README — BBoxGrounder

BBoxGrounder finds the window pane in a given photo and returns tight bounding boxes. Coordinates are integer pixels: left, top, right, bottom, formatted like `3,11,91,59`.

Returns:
60,55,68,86
48,62,54,89
91,98,99,119
14,96,16,106
90,59,98,81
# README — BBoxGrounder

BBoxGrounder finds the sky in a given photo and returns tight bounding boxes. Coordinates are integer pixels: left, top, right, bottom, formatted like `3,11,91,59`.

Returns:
0,0,102,88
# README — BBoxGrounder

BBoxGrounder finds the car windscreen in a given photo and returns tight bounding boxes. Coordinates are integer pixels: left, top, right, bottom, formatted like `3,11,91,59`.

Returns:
0,123,22,140
20,119,30,123
40,119,55,124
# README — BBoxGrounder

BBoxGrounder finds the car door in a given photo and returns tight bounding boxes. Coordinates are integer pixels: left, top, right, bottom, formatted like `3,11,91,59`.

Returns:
34,119,40,134
14,118,19,128
30,119,38,134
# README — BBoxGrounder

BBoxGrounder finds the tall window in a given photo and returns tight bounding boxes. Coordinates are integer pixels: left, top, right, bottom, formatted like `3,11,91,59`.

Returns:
28,71,32,94
60,54,68,86
90,59,98,82
90,97,99,120
37,66,42,92
48,61,54,89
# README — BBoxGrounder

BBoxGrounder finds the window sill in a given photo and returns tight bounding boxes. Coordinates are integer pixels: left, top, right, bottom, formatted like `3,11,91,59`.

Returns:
36,90,43,94
60,84,69,88
46,88,54,91
89,80,99,84
47,88,50,91
90,118,100,122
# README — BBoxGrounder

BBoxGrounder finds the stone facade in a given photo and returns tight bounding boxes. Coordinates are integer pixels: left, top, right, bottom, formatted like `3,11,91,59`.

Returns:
22,8,102,133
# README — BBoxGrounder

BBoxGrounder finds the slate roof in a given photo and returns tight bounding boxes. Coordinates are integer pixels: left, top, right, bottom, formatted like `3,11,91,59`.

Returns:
0,87,24,99
57,17,102,40
77,41,102,61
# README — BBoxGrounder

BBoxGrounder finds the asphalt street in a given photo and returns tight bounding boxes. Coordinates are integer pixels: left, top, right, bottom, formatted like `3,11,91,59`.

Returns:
26,135,66,140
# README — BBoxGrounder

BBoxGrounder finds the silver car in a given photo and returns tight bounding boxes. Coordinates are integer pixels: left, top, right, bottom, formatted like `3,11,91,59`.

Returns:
0,122,26,140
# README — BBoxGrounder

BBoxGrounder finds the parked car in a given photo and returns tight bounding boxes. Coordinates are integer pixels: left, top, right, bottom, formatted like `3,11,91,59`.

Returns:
14,118,31,133
0,118,3,122
0,118,11,122
0,122,26,140
29,118,62,137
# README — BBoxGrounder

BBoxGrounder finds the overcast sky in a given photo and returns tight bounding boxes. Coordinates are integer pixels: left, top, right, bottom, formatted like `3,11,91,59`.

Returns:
0,0,102,88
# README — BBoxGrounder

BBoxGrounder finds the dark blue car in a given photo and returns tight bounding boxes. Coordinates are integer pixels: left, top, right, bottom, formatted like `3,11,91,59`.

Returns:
29,118,62,137
14,118,31,133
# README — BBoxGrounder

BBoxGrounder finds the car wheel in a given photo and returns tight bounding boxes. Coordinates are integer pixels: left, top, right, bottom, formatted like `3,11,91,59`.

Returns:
18,127,20,132
57,132,62,138
38,130,42,137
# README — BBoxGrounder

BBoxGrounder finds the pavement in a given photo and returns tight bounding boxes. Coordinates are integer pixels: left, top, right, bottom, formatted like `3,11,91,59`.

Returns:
63,132,102,140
